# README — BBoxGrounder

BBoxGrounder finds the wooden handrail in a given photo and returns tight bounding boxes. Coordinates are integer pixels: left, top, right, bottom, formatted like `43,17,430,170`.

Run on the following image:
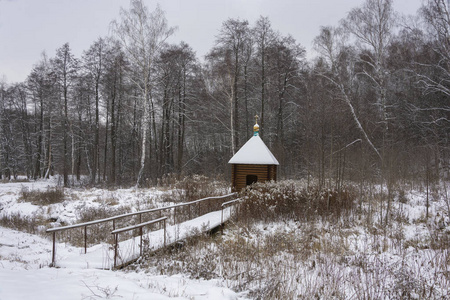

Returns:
111,217,167,268
46,193,236,233
47,192,236,267
221,198,242,234
111,217,167,235
221,198,242,207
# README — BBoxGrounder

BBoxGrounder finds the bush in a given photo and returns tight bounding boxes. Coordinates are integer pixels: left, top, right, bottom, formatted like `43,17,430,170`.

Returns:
239,181,357,224
130,180,449,299
20,186,65,205
397,189,408,204
0,212,41,234
174,174,229,202
155,174,230,203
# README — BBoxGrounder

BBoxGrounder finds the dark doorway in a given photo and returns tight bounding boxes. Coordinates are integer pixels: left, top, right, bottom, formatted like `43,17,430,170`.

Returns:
246,174,258,186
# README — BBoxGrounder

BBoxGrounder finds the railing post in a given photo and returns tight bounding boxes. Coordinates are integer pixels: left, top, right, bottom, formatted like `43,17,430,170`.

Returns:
114,233,118,269
140,227,143,256
173,207,176,225
51,231,56,267
84,225,87,254
221,205,224,235
163,218,166,247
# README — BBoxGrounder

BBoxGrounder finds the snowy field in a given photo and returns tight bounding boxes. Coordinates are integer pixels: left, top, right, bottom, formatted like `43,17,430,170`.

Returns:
0,178,242,300
141,180,450,299
0,177,449,299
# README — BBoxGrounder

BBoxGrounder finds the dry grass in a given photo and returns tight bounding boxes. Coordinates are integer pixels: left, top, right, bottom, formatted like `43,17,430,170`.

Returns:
157,174,229,203
239,181,357,223
130,180,450,299
0,212,42,234
2,176,448,298
19,186,65,205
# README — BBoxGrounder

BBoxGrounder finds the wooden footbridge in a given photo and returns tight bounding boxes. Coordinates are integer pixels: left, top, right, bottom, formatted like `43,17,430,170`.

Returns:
46,193,241,269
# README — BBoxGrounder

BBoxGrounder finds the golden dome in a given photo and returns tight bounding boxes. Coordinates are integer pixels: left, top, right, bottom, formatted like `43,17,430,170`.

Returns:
253,115,259,136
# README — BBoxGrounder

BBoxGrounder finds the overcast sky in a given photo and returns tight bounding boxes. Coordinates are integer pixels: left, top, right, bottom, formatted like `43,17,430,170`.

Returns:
0,0,423,84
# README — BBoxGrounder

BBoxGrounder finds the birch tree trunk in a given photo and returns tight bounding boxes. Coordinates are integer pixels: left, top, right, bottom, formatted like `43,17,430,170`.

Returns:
111,0,175,187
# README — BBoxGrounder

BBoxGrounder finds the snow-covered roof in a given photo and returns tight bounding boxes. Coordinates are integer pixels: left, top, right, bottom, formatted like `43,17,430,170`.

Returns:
228,135,279,165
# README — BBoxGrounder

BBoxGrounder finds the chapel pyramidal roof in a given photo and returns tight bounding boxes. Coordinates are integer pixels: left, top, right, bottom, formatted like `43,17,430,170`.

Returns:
228,118,279,165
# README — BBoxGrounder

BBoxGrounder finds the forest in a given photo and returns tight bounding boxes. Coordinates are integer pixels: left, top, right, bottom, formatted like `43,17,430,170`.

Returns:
0,0,448,189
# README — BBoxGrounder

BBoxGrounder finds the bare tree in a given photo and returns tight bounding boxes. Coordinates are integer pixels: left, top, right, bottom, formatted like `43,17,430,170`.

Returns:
154,42,197,177
315,0,397,225
254,17,276,138
343,0,397,225
27,52,55,179
407,0,450,187
111,0,175,186
341,0,396,130
419,0,450,96
52,43,78,187
83,38,108,184
267,35,305,147
102,40,128,185
215,18,250,154
314,26,380,159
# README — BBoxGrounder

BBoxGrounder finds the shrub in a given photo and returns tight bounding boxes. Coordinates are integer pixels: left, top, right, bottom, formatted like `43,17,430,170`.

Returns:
174,174,229,202
239,181,357,224
154,174,230,204
130,180,449,299
47,204,136,248
398,189,408,203
0,212,41,234
20,186,65,205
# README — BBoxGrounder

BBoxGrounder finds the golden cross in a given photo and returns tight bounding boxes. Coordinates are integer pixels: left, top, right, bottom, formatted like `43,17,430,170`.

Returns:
254,114,259,124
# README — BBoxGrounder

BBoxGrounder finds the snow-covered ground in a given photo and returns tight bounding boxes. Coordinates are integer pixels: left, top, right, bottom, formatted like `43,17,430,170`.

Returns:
1,177,449,299
0,178,242,300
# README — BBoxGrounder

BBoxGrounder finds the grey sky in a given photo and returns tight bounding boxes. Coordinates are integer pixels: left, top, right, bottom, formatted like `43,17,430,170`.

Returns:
0,0,423,83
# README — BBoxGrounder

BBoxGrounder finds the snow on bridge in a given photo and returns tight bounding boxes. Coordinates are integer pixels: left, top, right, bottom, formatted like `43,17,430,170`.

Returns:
47,195,240,270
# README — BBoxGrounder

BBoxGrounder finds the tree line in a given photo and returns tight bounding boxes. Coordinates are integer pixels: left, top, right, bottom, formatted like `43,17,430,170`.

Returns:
0,0,448,191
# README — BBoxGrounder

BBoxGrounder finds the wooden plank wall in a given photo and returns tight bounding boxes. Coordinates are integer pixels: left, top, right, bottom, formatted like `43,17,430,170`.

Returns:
268,165,277,182
231,164,277,191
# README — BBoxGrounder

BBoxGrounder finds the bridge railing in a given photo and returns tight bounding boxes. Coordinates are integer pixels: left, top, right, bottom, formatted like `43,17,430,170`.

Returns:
221,198,243,234
46,192,236,267
111,216,167,268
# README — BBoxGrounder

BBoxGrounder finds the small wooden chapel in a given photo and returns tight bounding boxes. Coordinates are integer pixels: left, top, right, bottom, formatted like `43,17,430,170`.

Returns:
228,117,279,192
